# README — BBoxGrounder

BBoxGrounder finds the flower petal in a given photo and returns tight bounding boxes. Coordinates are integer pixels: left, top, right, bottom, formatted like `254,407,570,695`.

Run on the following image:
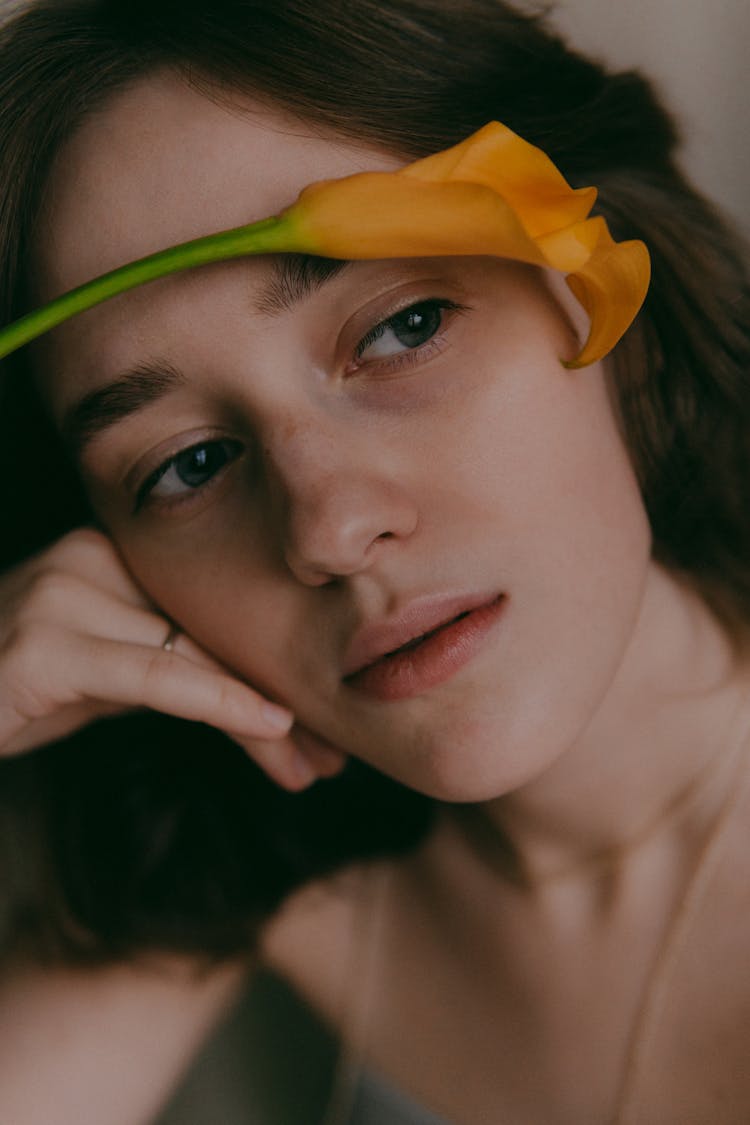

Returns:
283,122,650,367
0,120,651,367
283,175,547,263
402,122,598,239
564,223,652,368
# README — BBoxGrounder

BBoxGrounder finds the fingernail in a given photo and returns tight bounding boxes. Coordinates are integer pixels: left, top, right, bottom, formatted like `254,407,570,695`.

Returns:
262,702,294,732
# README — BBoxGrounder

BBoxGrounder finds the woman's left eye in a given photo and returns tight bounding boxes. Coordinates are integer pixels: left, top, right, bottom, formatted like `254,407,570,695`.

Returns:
136,438,243,511
353,298,462,368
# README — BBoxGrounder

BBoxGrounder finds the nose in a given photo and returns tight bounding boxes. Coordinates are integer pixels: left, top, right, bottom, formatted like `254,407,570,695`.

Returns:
262,417,419,585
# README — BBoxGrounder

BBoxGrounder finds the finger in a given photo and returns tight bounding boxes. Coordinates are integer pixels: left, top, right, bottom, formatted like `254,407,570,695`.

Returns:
11,567,243,677
292,725,349,778
224,731,320,791
159,629,233,673
0,700,125,757
226,724,349,791
8,629,294,742
15,569,246,680
13,570,175,648
24,529,153,609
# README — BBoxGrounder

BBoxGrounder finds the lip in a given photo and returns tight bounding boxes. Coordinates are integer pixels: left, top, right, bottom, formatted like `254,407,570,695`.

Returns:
343,592,506,701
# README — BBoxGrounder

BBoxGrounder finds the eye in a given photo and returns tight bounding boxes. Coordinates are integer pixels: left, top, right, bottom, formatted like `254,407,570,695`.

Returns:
353,299,462,367
136,438,243,510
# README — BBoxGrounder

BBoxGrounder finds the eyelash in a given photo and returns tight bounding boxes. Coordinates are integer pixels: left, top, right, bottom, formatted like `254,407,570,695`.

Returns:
349,297,465,375
134,296,466,512
134,438,243,512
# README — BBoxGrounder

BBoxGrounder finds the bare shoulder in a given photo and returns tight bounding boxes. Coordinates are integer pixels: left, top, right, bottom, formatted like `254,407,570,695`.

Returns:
0,952,252,1125
257,814,458,1029
258,860,378,1026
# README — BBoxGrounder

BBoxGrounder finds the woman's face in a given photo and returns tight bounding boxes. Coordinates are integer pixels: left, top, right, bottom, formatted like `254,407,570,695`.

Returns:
35,72,653,801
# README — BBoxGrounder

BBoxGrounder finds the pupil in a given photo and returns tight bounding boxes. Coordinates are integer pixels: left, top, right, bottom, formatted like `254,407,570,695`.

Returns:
393,303,441,347
175,443,228,487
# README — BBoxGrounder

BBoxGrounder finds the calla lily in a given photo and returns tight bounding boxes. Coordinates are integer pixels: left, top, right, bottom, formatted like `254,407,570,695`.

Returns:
0,121,649,367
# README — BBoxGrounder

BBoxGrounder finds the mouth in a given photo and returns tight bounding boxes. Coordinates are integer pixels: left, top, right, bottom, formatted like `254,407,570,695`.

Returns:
343,593,506,702
381,610,473,656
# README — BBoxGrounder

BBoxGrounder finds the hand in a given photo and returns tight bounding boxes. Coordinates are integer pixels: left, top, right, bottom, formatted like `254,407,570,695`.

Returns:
0,528,347,790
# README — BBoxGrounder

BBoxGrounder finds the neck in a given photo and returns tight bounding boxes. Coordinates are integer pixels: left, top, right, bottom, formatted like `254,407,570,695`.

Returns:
476,565,750,885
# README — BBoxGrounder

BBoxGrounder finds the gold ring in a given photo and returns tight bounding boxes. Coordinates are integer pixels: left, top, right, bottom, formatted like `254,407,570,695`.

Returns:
161,622,180,652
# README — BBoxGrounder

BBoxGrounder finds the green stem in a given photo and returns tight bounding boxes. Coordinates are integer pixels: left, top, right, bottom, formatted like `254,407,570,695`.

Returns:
0,214,293,361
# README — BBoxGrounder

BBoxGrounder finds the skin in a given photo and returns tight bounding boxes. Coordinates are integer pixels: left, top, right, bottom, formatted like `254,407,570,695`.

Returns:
6,68,750,1125
30,71,750,839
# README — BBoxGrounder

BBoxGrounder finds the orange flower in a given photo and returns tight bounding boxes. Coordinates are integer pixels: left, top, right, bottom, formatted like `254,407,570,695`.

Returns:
280,122,650,367
0,121,649,366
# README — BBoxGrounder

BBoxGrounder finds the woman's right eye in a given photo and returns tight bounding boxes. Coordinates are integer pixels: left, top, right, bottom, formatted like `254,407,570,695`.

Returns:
135,438,243,511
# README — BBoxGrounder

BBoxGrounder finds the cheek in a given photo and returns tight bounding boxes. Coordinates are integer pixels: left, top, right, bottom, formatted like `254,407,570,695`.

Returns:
117,520,297,689
475,383,652,783
344,370,652,798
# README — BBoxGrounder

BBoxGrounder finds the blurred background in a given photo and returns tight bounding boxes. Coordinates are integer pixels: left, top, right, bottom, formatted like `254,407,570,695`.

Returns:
544,0,750,236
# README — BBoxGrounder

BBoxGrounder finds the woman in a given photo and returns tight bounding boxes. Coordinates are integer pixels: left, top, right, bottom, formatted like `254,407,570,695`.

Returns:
1,1,749,1122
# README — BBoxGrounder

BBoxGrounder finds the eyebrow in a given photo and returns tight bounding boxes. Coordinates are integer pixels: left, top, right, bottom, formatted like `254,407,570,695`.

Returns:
62,361,186,457
252,253,352,314
62,254,353,457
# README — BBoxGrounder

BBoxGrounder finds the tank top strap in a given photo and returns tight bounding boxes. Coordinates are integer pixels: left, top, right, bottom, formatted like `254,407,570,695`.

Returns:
319,860,392,1125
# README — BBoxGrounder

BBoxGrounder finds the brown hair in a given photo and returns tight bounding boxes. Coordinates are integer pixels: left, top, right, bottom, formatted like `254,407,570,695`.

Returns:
1,0,749,962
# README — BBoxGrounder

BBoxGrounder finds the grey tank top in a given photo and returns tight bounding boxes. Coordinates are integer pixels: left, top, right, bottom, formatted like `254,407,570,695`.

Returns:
155,969,454,1125
158,865,454,1125
346,1068,453,1125
317,863,454,1125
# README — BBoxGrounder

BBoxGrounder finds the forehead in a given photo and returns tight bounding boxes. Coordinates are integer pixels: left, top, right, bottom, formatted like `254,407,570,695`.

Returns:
36,70,402,300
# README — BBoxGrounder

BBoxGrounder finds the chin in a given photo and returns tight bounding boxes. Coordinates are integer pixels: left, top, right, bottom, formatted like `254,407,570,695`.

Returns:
369,711,558,804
